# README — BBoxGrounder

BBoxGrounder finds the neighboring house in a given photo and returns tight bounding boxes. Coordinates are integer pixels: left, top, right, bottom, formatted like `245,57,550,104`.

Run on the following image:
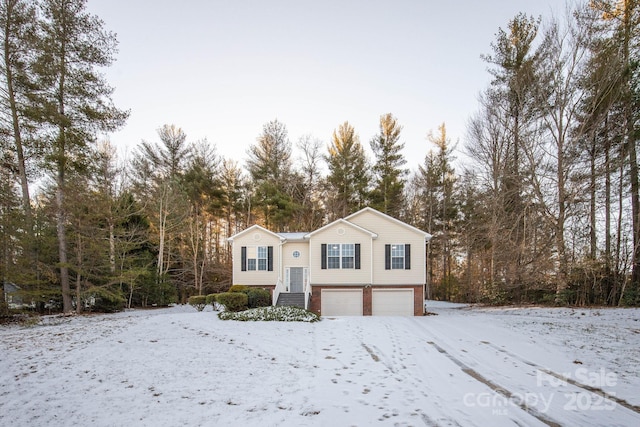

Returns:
3,282,29,309
228,207,432,316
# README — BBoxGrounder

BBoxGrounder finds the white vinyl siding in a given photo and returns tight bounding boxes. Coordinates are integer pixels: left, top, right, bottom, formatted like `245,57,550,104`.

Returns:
310,223,371,285
347,210,426,285
231,230,280,286
282,242,309,271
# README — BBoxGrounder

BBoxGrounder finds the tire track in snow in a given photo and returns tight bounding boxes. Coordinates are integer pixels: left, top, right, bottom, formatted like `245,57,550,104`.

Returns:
414,312,640,417
479,340,640,415
408,316,640,426
405,317,564,427
362,319,516,427
426,340,562,427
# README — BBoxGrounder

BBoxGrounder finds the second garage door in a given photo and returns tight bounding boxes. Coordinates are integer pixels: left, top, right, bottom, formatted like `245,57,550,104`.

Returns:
372,289,414,316
321,289,363,316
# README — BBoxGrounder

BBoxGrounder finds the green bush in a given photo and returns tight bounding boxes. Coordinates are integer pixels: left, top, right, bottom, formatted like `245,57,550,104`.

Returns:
0,299,9,317
228,284,248,293
246,288,271,308
188,295,207,311
84,287,125,313
621,286,640,306
216,292,248,312
206,293,223,311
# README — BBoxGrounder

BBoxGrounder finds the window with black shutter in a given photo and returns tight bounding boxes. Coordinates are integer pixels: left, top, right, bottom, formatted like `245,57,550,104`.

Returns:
241,245,273,271
322,243,359,269
386,244,410,270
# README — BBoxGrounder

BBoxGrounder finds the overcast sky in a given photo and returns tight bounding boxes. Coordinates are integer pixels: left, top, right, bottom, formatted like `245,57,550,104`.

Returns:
86,0,568,172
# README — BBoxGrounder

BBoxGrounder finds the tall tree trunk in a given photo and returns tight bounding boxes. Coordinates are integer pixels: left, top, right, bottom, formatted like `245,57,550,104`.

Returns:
604,118,615,304
56,172,72,313
157,185,166,281
109,219,115,273
622,1,640,294
616,159,624,288
555,118,568,300
75,230,82,314
56,43,72,312
605,119,612,270
589,139,597,260
2,0,31,227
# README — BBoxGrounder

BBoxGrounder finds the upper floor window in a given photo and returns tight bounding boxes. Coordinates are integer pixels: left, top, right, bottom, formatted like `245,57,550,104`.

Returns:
341,243,355,269
385,244,411,270
327,244,341,269
391,244,405,269
322,243,360,269
241,246,273,272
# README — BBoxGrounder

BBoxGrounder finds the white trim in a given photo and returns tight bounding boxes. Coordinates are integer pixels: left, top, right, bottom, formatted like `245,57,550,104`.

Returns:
227,224,284,242
285,267,290,292
305,218,377,239
345,207,432,241
370,234,374,285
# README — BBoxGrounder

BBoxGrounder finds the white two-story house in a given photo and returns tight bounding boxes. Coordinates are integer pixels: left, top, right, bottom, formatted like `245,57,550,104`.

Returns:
227,207,432,316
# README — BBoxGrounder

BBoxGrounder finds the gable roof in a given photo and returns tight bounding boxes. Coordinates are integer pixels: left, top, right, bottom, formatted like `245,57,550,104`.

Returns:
345,207,432,241
304,218,378,239
227,224,284,242
228,207,432,243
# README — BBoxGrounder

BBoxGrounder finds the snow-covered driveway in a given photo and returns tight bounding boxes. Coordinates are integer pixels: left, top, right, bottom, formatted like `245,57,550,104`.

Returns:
1,303,639,426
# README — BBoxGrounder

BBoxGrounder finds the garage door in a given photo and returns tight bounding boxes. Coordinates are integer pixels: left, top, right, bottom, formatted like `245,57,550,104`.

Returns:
321,289,363,316
372,289,414,316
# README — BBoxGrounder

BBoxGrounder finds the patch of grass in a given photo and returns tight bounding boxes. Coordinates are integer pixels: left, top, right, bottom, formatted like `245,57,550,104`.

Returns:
218,306,320,322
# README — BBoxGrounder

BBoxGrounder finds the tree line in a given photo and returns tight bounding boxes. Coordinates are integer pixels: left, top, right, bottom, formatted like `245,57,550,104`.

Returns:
1,0,639,314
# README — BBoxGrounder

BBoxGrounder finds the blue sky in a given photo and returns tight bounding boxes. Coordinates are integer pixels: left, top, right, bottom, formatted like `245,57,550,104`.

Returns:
87,0,567,172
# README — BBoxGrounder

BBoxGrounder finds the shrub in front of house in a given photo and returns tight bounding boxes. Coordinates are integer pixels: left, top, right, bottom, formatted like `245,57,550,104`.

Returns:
246,288,271,308
206,293,223,311
215,292,248,312
228,284,248,293
218,306,320,322
188,295,207,311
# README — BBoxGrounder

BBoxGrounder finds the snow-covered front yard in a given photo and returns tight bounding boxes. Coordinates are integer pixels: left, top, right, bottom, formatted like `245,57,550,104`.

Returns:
1,302,639,426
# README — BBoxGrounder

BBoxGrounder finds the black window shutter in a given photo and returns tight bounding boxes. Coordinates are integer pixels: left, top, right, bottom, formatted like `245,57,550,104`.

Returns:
405,244,411,269
241,246,247,271
321,244,327,269
355,244,361,269
385,244,391,270
267,246,273,271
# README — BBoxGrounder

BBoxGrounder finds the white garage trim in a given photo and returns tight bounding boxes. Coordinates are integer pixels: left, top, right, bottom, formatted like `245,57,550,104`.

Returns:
321,289,363,316
372,288,414,316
